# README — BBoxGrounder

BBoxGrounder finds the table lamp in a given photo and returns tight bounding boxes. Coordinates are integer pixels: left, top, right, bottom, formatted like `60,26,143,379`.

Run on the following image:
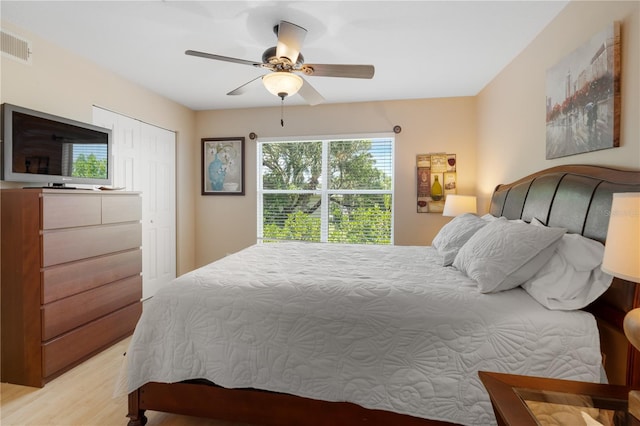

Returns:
442,195,477,217
601,192,640,419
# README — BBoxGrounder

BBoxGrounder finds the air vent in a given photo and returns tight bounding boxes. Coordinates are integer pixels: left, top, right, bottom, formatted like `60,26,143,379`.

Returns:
1,30,32,64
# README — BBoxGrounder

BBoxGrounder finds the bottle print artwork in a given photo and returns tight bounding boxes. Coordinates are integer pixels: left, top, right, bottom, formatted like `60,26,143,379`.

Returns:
431,175,443,201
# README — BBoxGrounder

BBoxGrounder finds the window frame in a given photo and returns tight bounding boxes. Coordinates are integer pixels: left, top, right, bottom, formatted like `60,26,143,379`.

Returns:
257,133,395,244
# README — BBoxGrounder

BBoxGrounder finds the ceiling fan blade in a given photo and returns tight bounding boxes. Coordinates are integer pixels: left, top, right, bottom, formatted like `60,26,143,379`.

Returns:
227,75,264,96
185,50,262,67
298,78,325,106
275,20,307,64
301,64,375,79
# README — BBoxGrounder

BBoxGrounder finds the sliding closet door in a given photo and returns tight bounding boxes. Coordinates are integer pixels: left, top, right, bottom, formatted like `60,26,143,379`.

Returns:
92,107,176,299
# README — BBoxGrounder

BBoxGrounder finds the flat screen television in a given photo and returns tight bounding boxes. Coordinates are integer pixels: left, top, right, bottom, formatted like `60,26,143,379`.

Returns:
1,103,113,187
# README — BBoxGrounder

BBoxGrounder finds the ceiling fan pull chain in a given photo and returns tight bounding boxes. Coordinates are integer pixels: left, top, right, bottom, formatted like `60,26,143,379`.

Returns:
280,96,285,127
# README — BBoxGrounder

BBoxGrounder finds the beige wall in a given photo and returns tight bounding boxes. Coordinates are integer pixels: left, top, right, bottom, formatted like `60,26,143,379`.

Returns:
0,21,197,275
477,1,640,213
195,97,477,266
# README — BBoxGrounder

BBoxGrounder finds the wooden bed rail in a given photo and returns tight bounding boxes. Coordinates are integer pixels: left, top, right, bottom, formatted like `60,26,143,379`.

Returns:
128,381,458,426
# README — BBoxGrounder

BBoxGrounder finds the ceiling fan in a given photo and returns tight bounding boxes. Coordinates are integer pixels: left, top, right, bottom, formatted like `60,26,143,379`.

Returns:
185,20,375,106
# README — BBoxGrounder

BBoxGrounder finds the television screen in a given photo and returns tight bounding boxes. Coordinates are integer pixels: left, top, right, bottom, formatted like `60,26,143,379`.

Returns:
2,103,112,187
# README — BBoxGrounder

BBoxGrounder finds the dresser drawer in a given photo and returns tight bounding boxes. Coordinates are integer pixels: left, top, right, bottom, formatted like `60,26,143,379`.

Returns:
102,195,142,224
41,194,102,230
42,275,142,341
42,222,142,267
42,302,141,379
42,249,142,304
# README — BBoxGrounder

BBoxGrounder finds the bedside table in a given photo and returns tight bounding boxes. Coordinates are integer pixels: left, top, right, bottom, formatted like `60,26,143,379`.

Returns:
479,371,640,426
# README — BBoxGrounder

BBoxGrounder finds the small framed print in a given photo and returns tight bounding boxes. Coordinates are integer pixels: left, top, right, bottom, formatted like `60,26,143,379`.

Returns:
446,154,456,172
202,137,245,195
444,172,457,195
430,154,448,173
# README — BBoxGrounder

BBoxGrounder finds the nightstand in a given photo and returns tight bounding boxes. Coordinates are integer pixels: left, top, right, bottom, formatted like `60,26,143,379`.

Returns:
479,371,640,426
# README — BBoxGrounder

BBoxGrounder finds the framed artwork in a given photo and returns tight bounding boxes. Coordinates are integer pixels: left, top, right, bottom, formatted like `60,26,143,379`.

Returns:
201,137,245,195
545,22,620,159
417,153,456,213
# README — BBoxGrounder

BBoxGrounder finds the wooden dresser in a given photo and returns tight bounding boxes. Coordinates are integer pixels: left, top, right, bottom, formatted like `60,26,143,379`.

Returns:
1,188,143,387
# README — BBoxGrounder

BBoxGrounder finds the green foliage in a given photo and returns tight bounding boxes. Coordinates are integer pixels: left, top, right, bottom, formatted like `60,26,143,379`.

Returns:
328,196,392,244
329,140,390,190
72,154,107,179
262,142,322,190
263,210,321,242
262,139,392,244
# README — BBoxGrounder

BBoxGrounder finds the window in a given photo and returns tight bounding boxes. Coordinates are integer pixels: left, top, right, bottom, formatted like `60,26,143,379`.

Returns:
67,143,108,178
258,136,394,244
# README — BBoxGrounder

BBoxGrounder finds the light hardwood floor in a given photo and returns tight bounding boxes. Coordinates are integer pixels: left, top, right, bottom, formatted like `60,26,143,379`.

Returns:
0,337,249,426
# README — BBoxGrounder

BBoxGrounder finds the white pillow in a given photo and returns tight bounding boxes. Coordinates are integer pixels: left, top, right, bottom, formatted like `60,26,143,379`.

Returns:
432,213,487,266
522,219,613,310
482,213,525,224
453,218,566,293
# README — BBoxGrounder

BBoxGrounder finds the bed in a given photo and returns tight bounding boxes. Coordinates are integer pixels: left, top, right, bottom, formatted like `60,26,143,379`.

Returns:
122,165,640,426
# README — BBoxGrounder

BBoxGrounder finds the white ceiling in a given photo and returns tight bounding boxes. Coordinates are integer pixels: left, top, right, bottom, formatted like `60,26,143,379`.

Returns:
1,1,568,111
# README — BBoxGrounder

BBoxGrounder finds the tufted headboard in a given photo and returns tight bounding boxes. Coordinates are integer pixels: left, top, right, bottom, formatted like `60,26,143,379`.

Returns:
488,164,640,386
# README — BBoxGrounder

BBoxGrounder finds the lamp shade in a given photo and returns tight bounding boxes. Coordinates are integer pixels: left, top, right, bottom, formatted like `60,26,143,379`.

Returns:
602,192,640,282
262,72,303,98
442,195,477,217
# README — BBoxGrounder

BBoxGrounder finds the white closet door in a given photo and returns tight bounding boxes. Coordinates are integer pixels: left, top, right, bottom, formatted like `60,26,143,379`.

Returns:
93,107,176,299
139,123,176,299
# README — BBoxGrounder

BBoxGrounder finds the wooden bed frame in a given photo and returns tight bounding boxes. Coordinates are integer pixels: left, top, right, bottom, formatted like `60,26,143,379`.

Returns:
127,165,640,426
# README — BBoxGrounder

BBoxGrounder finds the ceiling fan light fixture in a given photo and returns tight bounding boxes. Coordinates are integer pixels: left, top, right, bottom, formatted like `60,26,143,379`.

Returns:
262,72,303,98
